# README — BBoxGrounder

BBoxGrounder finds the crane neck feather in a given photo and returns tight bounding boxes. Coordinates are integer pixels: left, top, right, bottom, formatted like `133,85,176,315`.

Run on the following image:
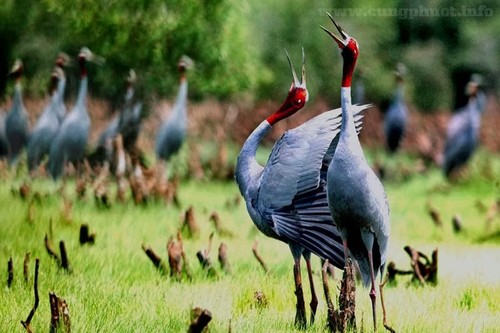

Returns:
56,77,66,105
76,76,88,109
13,82,23,107
340,87,359,142
395,82,405,101
172,79,188,120
236,121,270,196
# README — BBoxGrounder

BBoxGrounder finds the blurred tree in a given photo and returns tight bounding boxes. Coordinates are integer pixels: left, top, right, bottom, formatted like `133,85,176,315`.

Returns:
0,0,497,114
1,0,259,104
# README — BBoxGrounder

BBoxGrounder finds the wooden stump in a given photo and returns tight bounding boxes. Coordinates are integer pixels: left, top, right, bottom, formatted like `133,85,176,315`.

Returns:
49,292,71,333
21,258,40,333
217,242,231,274
188,307,212,333
322,259,356,333
142,244,167,275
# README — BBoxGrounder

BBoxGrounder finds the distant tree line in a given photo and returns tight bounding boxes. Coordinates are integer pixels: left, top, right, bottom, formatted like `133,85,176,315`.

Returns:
0,0,497,112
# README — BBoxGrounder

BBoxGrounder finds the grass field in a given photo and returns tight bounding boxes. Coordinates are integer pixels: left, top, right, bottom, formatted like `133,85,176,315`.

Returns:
0,149,499,332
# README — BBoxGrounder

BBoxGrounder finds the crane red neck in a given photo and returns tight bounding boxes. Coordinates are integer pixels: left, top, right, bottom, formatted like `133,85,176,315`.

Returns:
266,87,307,125
79,57,87,77
341,39,358,88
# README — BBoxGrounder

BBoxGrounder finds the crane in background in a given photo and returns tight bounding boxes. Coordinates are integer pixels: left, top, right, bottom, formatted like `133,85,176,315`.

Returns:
155,56,192,174
5,59,29,166
95,69,142,165
48,47,104,180
443,75,487,180
384,63,408,153
27,66,64,175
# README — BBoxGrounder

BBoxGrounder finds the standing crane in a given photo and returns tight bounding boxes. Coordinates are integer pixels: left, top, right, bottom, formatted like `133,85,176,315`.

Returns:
5,59,29,166
117,69,143,154
48,47,103,180
54,52,70,124
443,77,487,179
96,69,142,161
155,56,192,171
236,49,366,328
322,15,391,331
384,63,408,153
27,67,64,175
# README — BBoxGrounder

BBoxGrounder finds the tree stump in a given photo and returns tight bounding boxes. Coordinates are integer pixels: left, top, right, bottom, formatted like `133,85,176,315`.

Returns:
322,259,356,333
49,292,71,333
188,307,212,333
142,244,167,275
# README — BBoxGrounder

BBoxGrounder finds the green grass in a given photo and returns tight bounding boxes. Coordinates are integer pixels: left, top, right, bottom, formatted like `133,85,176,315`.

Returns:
0,150,499,332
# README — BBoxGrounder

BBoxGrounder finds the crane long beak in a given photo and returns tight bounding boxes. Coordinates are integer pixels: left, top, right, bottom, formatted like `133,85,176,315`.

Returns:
301,47,306,89
285,49,306,89
320,12,348,48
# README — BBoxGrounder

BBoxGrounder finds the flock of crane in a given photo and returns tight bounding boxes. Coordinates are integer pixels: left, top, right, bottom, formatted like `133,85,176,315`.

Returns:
0,14,489,331
0,48,191,182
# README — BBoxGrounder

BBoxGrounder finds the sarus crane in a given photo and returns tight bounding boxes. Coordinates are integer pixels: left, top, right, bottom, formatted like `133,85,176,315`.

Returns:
5,59,29,166
155,56,192,172
384,63,408,153
27,67,64,174
48,47,103,180
443,77,487,180
322,15,391,331
235,49,366,328
96,69,142,161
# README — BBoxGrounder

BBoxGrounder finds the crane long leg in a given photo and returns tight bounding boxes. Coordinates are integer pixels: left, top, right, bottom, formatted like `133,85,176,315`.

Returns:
305,258,318,325
293,259,307,328
367,250,377,331
380,272,396,333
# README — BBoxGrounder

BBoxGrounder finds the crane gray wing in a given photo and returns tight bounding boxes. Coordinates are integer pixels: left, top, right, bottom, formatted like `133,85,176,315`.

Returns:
257,109,342,211
271,189,345,268
258,104,369,211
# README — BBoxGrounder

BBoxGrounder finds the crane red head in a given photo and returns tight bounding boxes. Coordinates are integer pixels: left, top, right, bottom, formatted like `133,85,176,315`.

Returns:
56,52,70,69
78,47,104,77
320,13,359,88
267,49,309,126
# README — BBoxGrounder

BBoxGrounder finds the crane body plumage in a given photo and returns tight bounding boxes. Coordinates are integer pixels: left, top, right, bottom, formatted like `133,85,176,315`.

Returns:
5,60,29,166
155,78,188,161
49,47,99,180
27,68,63,173
97,70,142,155
443,83,486,178
237,105,366,263
384,81,408,153
328,89,390,287
49,76,90,179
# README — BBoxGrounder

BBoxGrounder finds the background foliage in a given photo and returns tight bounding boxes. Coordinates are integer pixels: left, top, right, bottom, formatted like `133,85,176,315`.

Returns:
0,0,498,111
